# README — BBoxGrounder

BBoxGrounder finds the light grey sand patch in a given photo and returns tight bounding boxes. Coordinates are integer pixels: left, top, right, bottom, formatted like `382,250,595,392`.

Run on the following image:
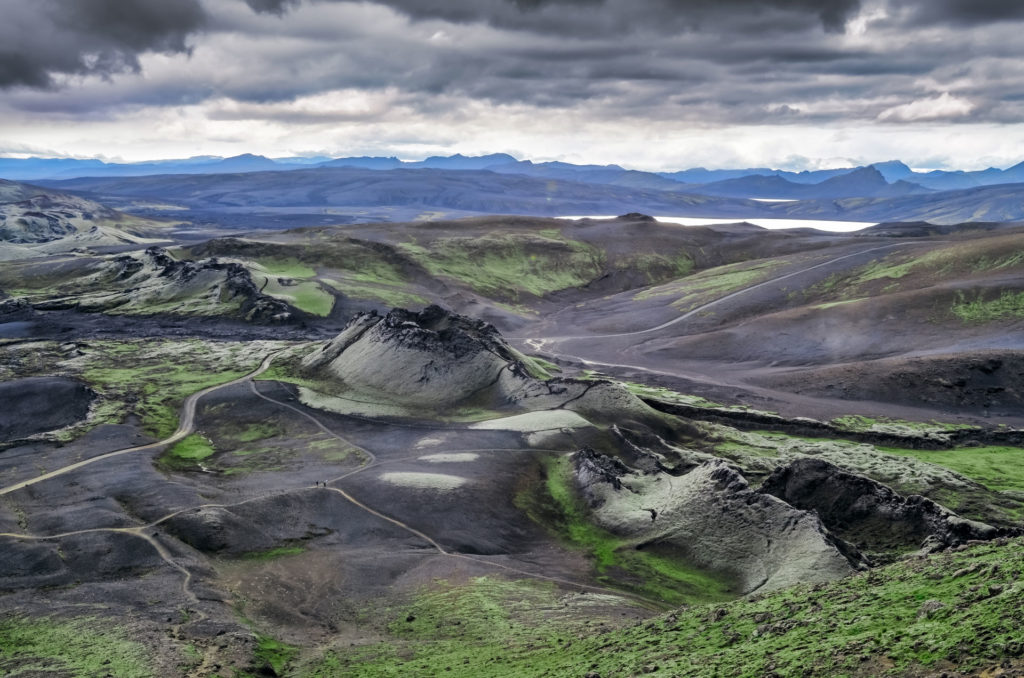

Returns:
379,472,468,490
418,453,481,463
297,386,417,419
468,410,591,432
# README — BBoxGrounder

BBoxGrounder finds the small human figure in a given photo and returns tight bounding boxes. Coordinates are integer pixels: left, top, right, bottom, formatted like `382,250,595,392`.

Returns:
643,508,658,522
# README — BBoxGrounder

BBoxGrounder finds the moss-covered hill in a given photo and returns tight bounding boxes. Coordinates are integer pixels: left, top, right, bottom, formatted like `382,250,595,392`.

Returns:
303,538,1024,678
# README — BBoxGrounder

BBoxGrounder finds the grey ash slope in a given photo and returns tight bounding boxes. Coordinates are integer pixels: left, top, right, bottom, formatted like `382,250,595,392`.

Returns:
0,178,174,259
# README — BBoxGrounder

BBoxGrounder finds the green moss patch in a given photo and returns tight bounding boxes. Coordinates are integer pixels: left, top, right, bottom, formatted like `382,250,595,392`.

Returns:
241,545,306,561
77,339,273,438
951,289,1024,324
397,232,604,301
0,615,154,678
634,258,782,311
321,278,428,308
879,445,1024,494
300,576,640,678
253,258,317,279
831,414,977,437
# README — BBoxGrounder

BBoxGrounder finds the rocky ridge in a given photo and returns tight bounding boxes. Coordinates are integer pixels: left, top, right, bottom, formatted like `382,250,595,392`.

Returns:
572,449,868,594
32,247,296,323
759,457,1011,557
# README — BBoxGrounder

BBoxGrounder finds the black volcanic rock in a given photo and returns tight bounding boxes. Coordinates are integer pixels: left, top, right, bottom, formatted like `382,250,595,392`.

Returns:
759,457,1001,555
572,447,630,501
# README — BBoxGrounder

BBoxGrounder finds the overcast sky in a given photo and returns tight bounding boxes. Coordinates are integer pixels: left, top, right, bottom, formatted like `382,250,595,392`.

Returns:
3,0,1024,170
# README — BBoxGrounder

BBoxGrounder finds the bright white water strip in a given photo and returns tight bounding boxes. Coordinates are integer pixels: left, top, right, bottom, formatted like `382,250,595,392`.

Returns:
559,215,878,233
751,198,799,203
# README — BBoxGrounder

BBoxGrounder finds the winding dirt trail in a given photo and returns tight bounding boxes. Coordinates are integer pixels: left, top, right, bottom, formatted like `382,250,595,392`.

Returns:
0,349,288,498
0,525,204,617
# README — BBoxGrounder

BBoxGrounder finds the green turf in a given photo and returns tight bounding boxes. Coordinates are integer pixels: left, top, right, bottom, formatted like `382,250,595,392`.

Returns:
0,615,153,677
159,433,216,469
255,635,300,675
260,278,335,316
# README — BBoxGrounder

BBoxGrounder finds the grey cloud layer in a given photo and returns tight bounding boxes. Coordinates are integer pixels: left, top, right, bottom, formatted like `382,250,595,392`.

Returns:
3,0,1024,130
0,0,206,87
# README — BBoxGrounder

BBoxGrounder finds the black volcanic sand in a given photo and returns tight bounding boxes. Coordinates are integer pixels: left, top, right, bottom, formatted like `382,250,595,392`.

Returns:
502,236,1024,427
0,422,154,490
0,374,645,670
0,376,93,441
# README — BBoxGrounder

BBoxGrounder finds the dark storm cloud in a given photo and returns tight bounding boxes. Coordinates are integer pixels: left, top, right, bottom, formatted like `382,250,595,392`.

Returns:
333,0,864,34
5,0,1024,133
0,0,207,87
243,0,300,15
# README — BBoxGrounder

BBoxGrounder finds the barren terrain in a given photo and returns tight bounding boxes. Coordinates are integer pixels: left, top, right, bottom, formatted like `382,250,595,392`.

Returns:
2,187,1023,676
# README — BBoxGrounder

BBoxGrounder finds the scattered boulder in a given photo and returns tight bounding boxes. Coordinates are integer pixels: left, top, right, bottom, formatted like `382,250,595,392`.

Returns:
759,457,1001,555
917,599,947,620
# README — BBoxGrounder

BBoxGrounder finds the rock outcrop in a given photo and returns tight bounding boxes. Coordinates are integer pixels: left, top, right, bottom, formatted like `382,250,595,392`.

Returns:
33,247,296,323
302,305,526,408
572,451,867,594
301,306,688,435
759,457,1001,555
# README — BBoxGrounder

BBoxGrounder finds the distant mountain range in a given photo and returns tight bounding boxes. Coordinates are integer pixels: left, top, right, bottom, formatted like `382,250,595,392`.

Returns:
6,152,1024,196
6,151,1024,226
28,164,1024,226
